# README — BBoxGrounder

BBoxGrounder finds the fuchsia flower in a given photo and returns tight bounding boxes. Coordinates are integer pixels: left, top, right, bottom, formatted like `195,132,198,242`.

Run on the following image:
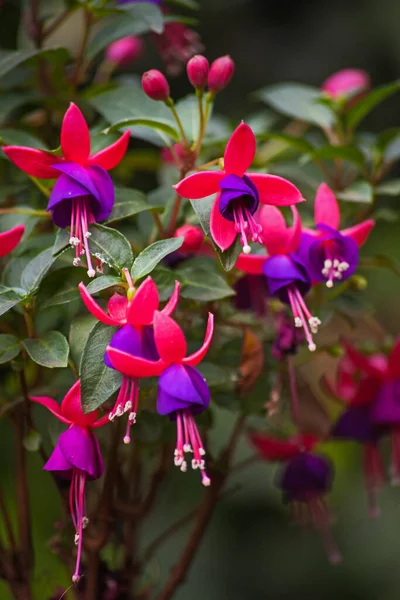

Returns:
31,380,109,583
321,68,370,100
299,184,375,288
0,224,25,256
250,432,341,564
107,311,214,485
79,273,180,444
3,103,130,277
174,122,304,253
236,206,320,351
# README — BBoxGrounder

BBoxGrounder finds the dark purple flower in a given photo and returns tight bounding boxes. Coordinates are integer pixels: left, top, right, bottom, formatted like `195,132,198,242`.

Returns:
370,379,400,426
157,364,210,417
272,315,304,360
262,253,311,302
45,425,104,480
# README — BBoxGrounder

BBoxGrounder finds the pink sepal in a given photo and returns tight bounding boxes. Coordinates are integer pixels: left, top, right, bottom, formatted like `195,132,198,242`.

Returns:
61,380,99,427
160,280,181,316
2,146,63,179
174,171,224,199
61,103,90,164
248,173,304,206
344,341,386,378
78,282,123,326
0,224,25,257
153,311,187,363
249,432,318,462
341,219,375,247
224,122,256,176
210,194,237,251
30,395,71,425
258,205,288,255
314,183,340,229
107,294,128,322
106,347,165,378
388,338,400,378
286,206,302,253
87,131,130,171
183,313,214,367
235,253,266,274
127,277,159,326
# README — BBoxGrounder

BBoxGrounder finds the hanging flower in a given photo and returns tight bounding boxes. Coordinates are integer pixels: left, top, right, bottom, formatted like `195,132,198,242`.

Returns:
175,122,304,253
79,274,180,443
0,224,25,256
298,184,375,288
107,311,214,485
3,103,130,277
236,205,320,351
31,380,109,583
250,432,340,564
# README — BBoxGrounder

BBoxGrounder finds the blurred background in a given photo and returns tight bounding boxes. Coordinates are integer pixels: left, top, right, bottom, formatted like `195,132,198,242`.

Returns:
1,0,400,598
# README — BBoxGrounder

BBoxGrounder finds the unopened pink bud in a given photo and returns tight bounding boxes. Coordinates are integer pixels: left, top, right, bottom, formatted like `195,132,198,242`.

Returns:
208,55,235,92
321,69,370,99
161,143,186,165
187,55,209,89
105,36,143,66
175,224,204,253
142,69,170,101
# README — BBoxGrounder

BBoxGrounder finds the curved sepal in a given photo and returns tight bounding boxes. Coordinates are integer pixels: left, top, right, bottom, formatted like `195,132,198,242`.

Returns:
0,224,25,257
286,206,302,253
341,219,375,248
249,432,318,462
249,173,304,206
314,183,340,229
126,277,159,326
343,340,386,379
60,380,99,427
2,146,63,179
224,122,256,176
30,395,71,425
258,205,288,255
61,103,90,163
153,311,187,363
87,131,130,171
210,194,237,251
174,171,224,199
160,280,181,316
235,252,266,274
106,346,165,378
78,283,123,326
183,313,214,366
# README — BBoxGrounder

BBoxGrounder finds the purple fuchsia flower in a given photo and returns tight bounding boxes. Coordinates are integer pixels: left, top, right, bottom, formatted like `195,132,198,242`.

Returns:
174,122,304,254
250,432,341,564
3,103,130,277
31,380,109,583
298,183,375,288
79,273,180,444
0,224,25,256
107,310,214,485
236,205,320,352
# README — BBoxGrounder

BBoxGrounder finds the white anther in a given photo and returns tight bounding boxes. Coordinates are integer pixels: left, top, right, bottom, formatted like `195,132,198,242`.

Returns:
202,475,211,487
69,237,79,246
74,533,79,545
324,259,332,269
82,517,89,529
84,231,91,238
294,317,302,328
180,461,187,472
192,459,200,470
116,404,124,417
308,343,316,352
87,268,96,278
183,444,192,453
333,259,340,268
199,448,206,456
123,436,131,444
128,412,136,423
73,258,81,266
72,574,81,583
242,245,251,254
339,261,349,271
326,280,333,288
124,401,132,413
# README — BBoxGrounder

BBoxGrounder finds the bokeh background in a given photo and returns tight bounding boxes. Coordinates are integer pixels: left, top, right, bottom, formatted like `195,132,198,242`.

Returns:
1,0,400,598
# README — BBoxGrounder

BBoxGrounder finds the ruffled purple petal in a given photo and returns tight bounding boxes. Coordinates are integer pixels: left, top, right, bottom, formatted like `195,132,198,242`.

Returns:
295,232,315,266
308,225,359,283
157,364,210,416
104,324,143,368
278,453,333,502
262,254,311,303
331,406,382,443
85,165,115,222
43,442,73,479
142,325,160,361
57,425,104,480
370,380,400,426
218,174,259,222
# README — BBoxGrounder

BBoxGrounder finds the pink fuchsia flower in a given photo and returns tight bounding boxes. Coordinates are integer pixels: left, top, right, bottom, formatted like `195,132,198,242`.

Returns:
107,311,214,485
105,35,143,66
250,432,341,564
31,380,109,583
79,274,180,444
236,206,320,352
3,103,130,277
321,68,370,100
298,184,375,288
175,122,304,253
0,224,25,256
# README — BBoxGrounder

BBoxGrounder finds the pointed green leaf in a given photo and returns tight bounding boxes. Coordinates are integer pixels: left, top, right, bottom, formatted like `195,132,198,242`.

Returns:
131,237,184,281
0,334,21,364
178,267,235,301
105,187,163,224
0,47,70,78
86,275,124,295
89,224,134,272
0,286,23,316
21,247,56,294
347,81,400,130
38,268,87,308
337,181,373,204
23,331,69,368
105,119,179,141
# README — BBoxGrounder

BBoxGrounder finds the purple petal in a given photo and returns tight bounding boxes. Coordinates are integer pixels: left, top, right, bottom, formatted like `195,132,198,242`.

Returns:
278,453,333,502
295,232,315,266
370,380,400,426
86,165,115,222
105,324,143,368
218,174,259,222
262,254,311,303
308,225,359,283
44,441,73,479
58,425,104,480
331,406,382,443
157,364,210,416
142,325,160,361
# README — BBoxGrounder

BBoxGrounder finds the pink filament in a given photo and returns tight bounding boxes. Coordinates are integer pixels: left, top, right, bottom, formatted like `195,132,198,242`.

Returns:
69,196,96,277
108,377,139,444
288,286,320,352
232,203,263,251
363,443,385,519
69,469,87,583
174,409,210,486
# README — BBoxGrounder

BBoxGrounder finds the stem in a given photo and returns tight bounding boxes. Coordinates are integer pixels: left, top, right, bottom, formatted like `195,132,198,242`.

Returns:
151,210,166,239
167,192,182,237
0,208,49,217
0,488,17,553
196,158,221,171
23,309,35,340
166,101,189,148
71,10,92,89
194,94,213,154
42,7,71,39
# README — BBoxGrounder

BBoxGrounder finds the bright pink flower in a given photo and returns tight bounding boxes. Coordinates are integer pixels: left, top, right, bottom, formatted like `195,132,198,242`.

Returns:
31,380,108,582
0,224,25,256
174,224,204,253
105,35,143,66
142,69,170,101
174,122,304,252
187,54,209,89
321,68,370,100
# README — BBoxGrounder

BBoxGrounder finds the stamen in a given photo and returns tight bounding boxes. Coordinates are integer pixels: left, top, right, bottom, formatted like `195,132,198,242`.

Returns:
72,470,86,583
109,378,139,444
288,287,319,352
232,203,263,253
68,196,96,277
321,253,350,288
173,410,210,485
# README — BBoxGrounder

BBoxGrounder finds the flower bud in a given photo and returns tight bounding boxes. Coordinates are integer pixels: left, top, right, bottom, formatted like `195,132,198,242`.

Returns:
187,55,209,89
321,69,370,99
208,55,235,92
161,143,186,165
105,36,143,66
142,69,170,101
175,224,204,253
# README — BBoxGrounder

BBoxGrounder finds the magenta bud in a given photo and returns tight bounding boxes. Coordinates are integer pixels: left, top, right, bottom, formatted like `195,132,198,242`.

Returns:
175,224,204,253
105,36,143,66
321,69,370,99
208,55,235,92
187,55,209,89
142,69,170,101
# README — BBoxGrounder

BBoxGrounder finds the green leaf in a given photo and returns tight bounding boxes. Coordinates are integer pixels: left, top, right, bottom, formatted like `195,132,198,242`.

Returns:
87,3,164,60
22,331,69,368
151,267,180,301
255,83,334,128
346,81,400,129
52,229,70,256
0,91,41,124
105,187,162,225
0,128,48,149
80,322,122,413
0,286,23,317
0,47,70,78
86,275,123,295
178,266,235,301
131,237,184,281
258,133,315,154
105,118,179,142
69,314,97,367
375,179,400,197
38,268,86,308
20,247,56,294
337,181,374,204
190,196,241,271
311,144,366,168
89,224,134,273
0,334,21,364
